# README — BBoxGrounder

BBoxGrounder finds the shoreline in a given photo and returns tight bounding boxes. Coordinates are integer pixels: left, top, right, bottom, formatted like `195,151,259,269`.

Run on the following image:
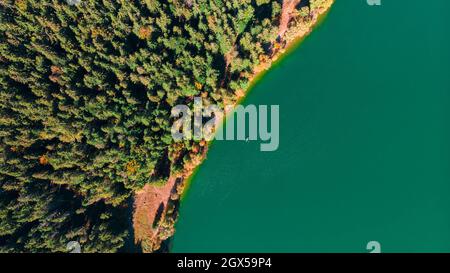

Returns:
181,0,335,199
132,0,334,253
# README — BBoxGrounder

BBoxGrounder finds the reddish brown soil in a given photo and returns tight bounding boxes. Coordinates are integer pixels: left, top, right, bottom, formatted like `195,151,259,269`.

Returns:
278,0,302,38
132,177,177,252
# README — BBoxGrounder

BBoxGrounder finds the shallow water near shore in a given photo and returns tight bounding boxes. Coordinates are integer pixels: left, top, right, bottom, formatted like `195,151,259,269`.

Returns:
172,0,450,252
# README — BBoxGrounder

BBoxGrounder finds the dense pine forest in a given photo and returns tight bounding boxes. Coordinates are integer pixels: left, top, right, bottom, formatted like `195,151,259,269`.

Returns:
0,0,330,252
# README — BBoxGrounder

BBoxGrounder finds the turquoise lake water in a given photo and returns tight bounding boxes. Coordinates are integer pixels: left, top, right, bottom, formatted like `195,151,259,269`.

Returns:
172,0,450,252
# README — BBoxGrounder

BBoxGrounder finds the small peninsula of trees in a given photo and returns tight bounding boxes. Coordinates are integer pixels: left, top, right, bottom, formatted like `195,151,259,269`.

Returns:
0,0,329,252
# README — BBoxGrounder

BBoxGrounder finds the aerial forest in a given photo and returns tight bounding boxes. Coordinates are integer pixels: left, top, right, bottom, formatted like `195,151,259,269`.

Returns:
0,0,329,252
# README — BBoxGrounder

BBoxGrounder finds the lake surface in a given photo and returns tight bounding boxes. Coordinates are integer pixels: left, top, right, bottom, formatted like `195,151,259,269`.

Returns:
172,0,450,252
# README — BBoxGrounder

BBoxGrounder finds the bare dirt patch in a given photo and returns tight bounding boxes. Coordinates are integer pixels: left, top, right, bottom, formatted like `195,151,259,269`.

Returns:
132,177,177,252
278,0,302,38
